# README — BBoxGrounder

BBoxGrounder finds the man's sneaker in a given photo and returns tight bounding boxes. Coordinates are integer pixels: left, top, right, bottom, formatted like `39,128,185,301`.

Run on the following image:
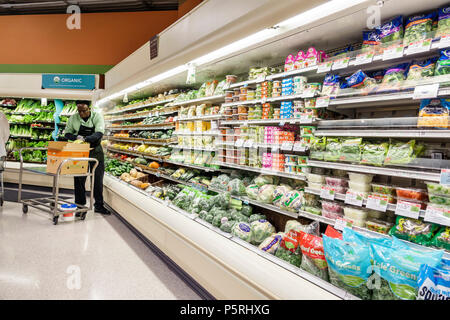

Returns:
94,206,111,215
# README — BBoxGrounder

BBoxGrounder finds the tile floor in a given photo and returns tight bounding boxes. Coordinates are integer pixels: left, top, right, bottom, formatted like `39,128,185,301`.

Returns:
0,200,202,300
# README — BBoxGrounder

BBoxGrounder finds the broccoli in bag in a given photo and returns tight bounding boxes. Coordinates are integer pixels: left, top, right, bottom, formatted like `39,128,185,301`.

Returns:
322,234,373,300
377,16,404,44
379,63,409,92
417,263,450,300
370,242,443,300
299,232,328,281
275,231,302,267
406,58,437,82
403,12,436,46
231,222,253,243
436,6,450,38
228,178,246,196
388,216,440,246
250,219,276,245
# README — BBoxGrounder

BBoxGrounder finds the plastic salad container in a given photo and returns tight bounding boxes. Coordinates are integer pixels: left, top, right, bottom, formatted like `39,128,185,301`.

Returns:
348,180,371,192
343,206,368,220
321,200,343,213
325,176,348,187
308,182,324,190
367,210,386,220
330,186,348,194
426,182,450,197
347,190,370,199
429,195,450,206
395,187,428,202
348,172,374,184
370,192,396,204
302,206,322,215
322,209,344,220
332,169,348,177
347,218,366,227
371,183,396,195
365,219,393,234
307,173,325,184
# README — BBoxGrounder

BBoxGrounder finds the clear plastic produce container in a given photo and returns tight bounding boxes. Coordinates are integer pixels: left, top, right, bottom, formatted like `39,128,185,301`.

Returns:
332,169,348,177
330,186,348,194
347,190,369,199
428,195,450,206
426,182,450,197
322,209,344,220
308,181,324,190
325,176,348,187
302,206,322,215
370,192,396,204
365,219,393,234
348,180,371,192
347,217,366,228
307,173,325,184
367,210,386,220
348,172,374,184
395,187,428,202
371,183,396,195
344,206,368,220
321,200,343,213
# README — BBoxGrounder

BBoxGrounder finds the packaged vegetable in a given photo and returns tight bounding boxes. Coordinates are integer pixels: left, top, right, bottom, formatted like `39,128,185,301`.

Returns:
370,242,443,300
248,214,266,223
388,216,440,246
258,232,284,254
395,187,427,202
246,184,259,200
254,175,279,187
377,15,404,44
227,178,246,196
324,225,343,239
281,190,304,212
220,220,236,233
403,11,436,46
371,183,395,195
302,192,319,207
324,138,341,162
302,206,322,215
322,209,344,220
436,6,450,38
251,219,276,245
380,63,409,89
367,210,386,220
348,172,374,184
299,232,328,281
307,182,323,190
323,234,372,300
362,29,381,52
345,70,376,91
417,263,450,300
285,220,307,233
434,49,450,76
307,173,325,184
241,204,253,217
321,200,343,213
321,73,340,97
417,98,450,129
384,140,421,166
370,192,396,204
365,219,393,234
210,192,230,209
343,206,368,220
432,226,450,250
429,194,450,206
426,182,450,196
348,180,371,193
339,138,362,163
275,232,302,267
257,184,276,204
406,58,437,81
231,222,253,242
360,142,389,166
272,185,293,207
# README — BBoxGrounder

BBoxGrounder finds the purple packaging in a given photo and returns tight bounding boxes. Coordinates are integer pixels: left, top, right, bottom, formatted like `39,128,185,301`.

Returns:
294,51,306,70
284,54,295,72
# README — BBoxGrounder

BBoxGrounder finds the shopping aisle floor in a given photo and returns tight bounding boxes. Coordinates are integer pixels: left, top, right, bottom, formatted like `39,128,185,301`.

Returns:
0,201,202,300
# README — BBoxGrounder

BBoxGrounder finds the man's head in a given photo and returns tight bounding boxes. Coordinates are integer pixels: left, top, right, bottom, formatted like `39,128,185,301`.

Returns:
76,100,91,120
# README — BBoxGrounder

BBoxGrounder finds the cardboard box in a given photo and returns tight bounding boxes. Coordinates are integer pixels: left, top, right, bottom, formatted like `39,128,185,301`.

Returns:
46,142,90,175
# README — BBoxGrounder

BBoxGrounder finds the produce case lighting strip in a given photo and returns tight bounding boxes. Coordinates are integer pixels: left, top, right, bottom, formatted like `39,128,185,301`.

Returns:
96,0,367,106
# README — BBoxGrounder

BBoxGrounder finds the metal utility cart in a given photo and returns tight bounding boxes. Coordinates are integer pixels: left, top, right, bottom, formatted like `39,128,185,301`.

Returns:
0,156,5,207
17,147,99,225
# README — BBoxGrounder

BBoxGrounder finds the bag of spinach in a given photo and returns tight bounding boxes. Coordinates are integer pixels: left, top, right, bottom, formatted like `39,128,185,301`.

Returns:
299,232,328,281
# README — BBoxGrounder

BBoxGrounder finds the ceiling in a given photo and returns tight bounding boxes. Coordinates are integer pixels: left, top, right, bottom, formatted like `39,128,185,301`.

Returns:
0,0,179,15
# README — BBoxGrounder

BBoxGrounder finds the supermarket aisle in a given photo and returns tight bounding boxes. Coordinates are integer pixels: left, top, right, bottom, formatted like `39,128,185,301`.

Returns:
0,201,202,300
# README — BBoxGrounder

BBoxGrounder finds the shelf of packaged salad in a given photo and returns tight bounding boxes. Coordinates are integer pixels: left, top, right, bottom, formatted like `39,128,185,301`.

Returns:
176,114,223,121
105,108,179,123
214,161,306,181
307,160,442,182
170,95,225,107
105,98,176,116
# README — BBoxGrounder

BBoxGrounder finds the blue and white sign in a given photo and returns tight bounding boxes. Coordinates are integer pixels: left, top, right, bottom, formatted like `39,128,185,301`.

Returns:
42,74,95,90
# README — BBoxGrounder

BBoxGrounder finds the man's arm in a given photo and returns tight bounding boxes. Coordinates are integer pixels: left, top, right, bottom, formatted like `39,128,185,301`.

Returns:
84,113,105,144
63,115,78,141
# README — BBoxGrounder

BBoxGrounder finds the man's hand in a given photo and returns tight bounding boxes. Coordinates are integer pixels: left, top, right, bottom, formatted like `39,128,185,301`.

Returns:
76,135,85,142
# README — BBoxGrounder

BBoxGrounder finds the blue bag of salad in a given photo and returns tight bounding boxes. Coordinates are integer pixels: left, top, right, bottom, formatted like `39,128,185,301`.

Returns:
406,58,437,81
441,258,450,270
345,70,376,89
377,16,404,44
362,30,380,52
343,228,393,248
321,73,341,96
436,6,450,38
417,263,450,300
370,242,443,300
322,234,372,300
403,11,437,46
435,49,450,76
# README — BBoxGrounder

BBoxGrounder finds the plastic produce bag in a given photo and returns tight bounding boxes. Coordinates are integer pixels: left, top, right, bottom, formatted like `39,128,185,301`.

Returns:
370,242,443,300
281,190,304,212
258,232,284,254
228,178,246,196
299,232,328,281
360,142,389,166
321,73,340,97
210,192,230,209
323,234,372,300
254,175,279,187
431,226,450,250
257,184,276,204
248,214,266,223
384,140,419,165
324,138,341,162
241,204,253,217
403,11,436,46
436,6,450,38
361,29,381,52
388,216,440,246
380,63,409,89
250,219,276,245
275,232,302,267
377,16,404,44
284,220,307,233
309,136,326,160
406,58,437,81
231,222,253,243
417,263,450,300
272,185,293,207
434,49,450,76
210,174,231,191
340,137,362,163
246,184,259,200
220,219,236,233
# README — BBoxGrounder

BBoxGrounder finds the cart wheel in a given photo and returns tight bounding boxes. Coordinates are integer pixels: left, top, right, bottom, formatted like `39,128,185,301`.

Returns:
81,213,87,220
53,216,59,225
22,204,28,214
0,197,3,207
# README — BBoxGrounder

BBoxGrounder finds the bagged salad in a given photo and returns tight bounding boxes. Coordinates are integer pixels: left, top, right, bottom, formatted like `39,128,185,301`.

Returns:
275,231,302,267
309,136,327,160
377,16,404,44
388,216,440,246
324,138,341,162
406,58,437,82
370,240,443,300
403,11,436,46
431,226,450,250
384,140,425,166
436,5,450,38
417,263,450,300
434,49,450,76
321,73,340,97
360,141,389,166
417,98,450,129
339,137,362,163
299,232,328,281
378,63,409,93
362,29,381,53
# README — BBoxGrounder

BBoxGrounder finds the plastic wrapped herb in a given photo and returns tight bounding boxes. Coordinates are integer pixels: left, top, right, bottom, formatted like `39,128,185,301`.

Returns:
309,136,327,160
370,241,443,300
299,232,328,281
388,216,440,246
377,16,404,44
275,232,302,267
406,58,437,82
432,226,450,250
436,6,450,38
324,138,341,162
403,12,436,46
340,137,362,163
360,142,389,166
322,234,372,300
384,140,416,165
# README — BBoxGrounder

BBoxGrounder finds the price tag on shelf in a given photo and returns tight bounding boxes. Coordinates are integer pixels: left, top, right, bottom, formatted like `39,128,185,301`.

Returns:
235,139,244,147
243,121,249,127
243,139,254,148
292,142,305,152
424,205,450,226
366,195,388,212
223,82,231,90
300,114,313,123
279,121,285,126
440,169,450,185
334,218,353,231
406,38,432,55
354,51,374,65
302,89,316,98
281,142,293,151
271,145,280,153
345,191,363,207
320,186,335,200
413,83,439,99
316,96,330,108
261,97,267,104
395,200,421,219
439,34,450,48
382,45,404,61
317,61,333,73
332,57,350,70
257,75,266,82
